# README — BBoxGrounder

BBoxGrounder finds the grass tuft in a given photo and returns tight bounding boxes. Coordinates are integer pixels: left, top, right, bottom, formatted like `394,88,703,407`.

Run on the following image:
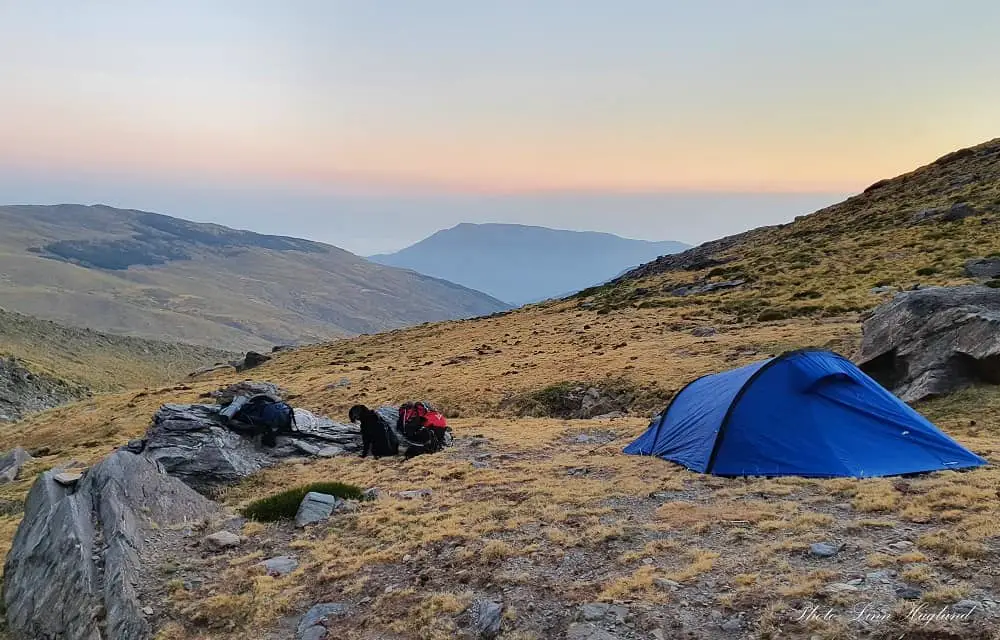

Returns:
242,481,366,522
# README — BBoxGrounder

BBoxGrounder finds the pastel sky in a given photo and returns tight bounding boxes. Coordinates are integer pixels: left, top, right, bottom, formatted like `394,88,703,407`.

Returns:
1,1,998,253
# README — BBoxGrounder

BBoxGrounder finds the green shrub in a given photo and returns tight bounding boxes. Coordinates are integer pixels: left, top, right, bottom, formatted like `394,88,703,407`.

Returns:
242,481,366,522
915,266,939,276
985,280,1000,289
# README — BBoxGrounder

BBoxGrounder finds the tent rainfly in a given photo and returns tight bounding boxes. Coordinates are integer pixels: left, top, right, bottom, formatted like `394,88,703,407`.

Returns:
624,349,986,478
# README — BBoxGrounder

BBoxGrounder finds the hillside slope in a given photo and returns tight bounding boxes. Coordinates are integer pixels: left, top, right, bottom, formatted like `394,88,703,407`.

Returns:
2,139,1000,639
369,223,689,304
0,306,234,393
0,205,509,351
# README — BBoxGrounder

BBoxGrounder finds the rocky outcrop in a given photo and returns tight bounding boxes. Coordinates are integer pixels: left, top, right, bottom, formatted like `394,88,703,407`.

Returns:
2,451,217,640
127,403,363,494
859,286,1000,402
0,356,88,422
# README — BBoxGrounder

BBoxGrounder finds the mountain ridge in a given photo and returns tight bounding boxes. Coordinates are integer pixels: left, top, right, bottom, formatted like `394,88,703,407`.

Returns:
369,222,689,304
0,204,509,351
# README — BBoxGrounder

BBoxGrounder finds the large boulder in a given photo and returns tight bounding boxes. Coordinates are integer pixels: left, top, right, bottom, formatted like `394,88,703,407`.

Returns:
2,451,217,640
129,403,363,494
859,286,1000,402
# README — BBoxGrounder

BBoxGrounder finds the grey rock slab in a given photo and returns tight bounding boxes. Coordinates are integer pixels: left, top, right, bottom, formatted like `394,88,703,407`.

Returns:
896,586,923,600
141,400,362,494
471,598,503,638
258,556,298,576
398,489,432,499
0,447,31,484
205,530,241,550
859,286,1000,402
295,492,340,527
809,542,844,558
966,258,1000,279
297,603,349,639
2,450,217,640
580,602,610,621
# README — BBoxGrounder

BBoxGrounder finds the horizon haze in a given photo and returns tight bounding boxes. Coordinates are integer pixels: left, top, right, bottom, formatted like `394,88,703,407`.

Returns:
2,1,998,252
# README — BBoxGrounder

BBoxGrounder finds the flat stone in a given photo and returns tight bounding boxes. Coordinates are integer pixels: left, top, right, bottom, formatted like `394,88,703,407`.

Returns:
580,602,610,621
297,603,348,639
397,489,432,500
953,600,979,614
316,446,344,458
141,607,153,616
295,492,340,527
258,556,298,576
52,471,83,487
471,461,490,469
809,542,844,558
966,258,1000,279
896,586,922,600
204,530,241,550
866,570,896,582
566,622,622,640
888,541,915,552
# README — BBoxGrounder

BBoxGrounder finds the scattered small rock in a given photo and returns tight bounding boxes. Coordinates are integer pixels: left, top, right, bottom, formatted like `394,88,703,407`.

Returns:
720,615,743,632
655,578,681,590
809,542,844,558
566,622,621,640
336,500,360,513
870,286,896,295
866,570,896,582
141,606,153,616
691,327,717,337
887,541,915,552
295,492,341,527
204,530,241,550
362,487,380,500
258,556,298,576
471,461,491,469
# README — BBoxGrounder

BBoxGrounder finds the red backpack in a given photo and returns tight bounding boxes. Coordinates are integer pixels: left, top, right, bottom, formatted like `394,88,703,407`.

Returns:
400,401,448,431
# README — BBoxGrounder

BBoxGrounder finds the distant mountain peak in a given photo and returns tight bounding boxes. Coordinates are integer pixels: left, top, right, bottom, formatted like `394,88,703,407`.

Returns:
370,224,689,305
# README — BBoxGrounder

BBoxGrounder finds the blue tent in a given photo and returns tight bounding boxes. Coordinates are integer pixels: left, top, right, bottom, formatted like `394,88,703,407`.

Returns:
624,349,986,478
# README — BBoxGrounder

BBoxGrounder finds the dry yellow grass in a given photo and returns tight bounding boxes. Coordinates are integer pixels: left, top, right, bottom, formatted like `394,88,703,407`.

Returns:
2,140,1000,638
